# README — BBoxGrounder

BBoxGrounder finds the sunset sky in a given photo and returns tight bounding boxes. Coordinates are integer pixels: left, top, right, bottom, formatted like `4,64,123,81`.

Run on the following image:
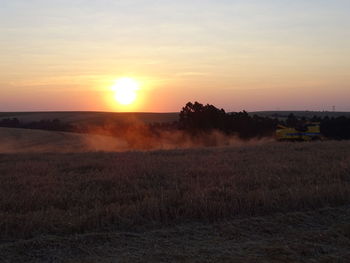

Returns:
1,0,349,112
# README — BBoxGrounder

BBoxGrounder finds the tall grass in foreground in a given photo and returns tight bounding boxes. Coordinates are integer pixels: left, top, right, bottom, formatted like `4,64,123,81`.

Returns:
0,141,350,239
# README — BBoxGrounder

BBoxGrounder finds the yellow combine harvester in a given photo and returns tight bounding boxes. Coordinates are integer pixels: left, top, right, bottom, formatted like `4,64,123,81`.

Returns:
276,122,323,141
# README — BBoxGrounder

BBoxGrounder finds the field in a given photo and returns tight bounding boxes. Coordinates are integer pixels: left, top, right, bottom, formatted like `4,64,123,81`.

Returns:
1,141,350,262
0,127,258,153
2,111,350,127
0,127,128,153
0,112,179,126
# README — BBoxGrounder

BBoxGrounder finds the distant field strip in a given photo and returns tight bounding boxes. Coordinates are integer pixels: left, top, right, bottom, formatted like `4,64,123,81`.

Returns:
0,141,349,240
0,112,179,125
0,127,128,153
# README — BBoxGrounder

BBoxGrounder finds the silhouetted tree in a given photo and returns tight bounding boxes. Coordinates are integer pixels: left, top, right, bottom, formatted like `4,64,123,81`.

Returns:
179,102,278,139
321,116,350,140
179,102,226,132
0,118,20,128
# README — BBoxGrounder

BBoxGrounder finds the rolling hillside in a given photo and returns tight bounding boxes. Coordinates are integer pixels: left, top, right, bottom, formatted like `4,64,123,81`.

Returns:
252,110,350,119
0,127,128,153
0,112,179,126
1,111,349,126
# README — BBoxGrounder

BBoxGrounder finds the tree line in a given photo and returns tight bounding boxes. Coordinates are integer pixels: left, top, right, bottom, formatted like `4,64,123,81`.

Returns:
1,101,350,140
179,102,350,140
0,118,74,132
178,102,277,139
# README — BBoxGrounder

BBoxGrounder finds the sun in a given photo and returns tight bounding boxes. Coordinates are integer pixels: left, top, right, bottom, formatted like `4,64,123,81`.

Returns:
112,78,140,105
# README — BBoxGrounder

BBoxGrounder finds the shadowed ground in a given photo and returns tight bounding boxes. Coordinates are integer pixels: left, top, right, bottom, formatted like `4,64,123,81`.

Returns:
1,141,349,262
2,206,350,262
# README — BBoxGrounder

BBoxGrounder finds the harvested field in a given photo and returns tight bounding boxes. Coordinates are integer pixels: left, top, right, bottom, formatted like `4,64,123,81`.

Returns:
1,141,350,262
2,206,350,262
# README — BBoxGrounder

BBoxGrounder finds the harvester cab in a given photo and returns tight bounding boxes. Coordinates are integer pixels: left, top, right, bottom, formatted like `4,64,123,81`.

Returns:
276,122,323,141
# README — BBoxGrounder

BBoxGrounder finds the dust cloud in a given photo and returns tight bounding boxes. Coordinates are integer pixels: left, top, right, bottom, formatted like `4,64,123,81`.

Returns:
0,126,274,153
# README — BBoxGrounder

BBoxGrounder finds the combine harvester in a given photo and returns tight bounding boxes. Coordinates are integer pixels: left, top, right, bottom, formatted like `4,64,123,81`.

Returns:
276,122,323,141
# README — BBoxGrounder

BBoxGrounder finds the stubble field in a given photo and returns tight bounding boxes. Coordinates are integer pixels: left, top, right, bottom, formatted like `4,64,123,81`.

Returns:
1,141,350,262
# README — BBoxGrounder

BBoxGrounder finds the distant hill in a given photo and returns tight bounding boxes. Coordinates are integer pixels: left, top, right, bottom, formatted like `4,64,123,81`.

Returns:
0,112,179,125
250,111,350,119
0,127,128,153
1,111,349,127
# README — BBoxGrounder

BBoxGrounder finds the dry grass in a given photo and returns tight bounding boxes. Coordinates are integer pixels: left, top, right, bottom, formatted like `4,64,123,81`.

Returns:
1,141,350,241
2,205,350,262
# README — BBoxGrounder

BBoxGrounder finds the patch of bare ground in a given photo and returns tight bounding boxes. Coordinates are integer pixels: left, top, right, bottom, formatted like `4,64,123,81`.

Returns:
1,141,350,262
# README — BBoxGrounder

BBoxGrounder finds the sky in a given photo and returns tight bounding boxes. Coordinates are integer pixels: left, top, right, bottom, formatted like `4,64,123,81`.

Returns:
0,0,349,112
